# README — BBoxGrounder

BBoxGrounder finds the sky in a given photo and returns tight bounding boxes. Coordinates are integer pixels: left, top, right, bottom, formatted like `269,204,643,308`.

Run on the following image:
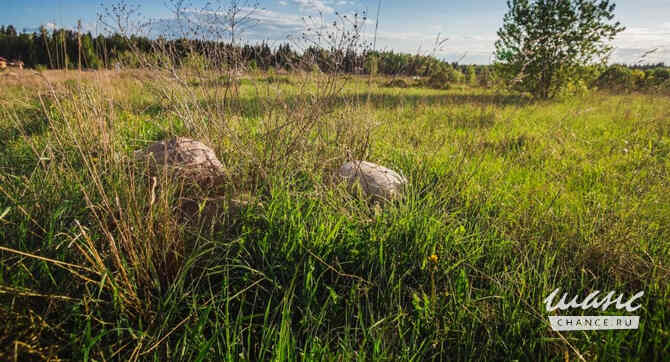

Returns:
2,0,670,65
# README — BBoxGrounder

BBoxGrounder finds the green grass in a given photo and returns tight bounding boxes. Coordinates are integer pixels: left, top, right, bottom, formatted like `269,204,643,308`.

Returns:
0,70,668,361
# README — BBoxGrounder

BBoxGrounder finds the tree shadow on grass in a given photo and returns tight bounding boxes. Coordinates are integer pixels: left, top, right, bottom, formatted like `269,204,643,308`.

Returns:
223,91,534,119
0,107,49,148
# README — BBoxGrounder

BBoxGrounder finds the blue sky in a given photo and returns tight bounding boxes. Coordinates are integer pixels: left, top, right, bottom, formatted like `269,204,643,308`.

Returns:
3,0,670,64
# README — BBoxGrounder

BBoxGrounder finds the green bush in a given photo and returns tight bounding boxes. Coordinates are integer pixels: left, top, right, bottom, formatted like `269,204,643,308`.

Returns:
479,67,495,88
595,65,636,91
447,68,465,83
262,75,293,85
384,78,409,88
466,65,477,86
183,52,208,72
425,71,450,89
646,67,670,86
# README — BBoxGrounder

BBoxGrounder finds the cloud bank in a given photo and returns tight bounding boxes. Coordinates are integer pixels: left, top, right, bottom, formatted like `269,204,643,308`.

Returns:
144,4,669,65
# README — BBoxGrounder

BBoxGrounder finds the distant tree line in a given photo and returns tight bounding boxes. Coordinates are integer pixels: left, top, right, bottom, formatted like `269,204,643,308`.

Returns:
0,24,134,70
624,62,667,70
0,23,477,76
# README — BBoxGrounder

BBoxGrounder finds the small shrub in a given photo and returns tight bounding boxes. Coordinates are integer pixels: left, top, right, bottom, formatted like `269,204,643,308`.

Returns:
262,75,293,85
595,65,635,91
183,52,208,72
479,67,495,88
425,71,450,89
466,65,477,86
447,68,465,83
247,59,258,72
384,79,409,88
557,78,591,99
646,67,670,87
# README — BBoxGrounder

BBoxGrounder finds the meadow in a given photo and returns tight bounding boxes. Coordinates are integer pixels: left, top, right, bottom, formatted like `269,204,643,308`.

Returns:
0,68,668,360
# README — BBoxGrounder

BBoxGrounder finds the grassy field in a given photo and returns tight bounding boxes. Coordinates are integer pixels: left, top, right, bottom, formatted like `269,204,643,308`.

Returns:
1,68,668,360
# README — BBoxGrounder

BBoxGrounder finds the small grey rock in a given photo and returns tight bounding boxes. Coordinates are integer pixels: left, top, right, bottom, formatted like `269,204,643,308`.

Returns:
339,160,407,200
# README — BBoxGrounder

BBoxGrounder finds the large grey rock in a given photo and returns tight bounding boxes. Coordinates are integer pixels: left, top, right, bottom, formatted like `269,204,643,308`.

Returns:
339,160,407,200
135,137,225,185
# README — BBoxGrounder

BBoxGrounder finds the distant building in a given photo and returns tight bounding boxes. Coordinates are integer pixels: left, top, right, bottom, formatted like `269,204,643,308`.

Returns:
9,60,24,70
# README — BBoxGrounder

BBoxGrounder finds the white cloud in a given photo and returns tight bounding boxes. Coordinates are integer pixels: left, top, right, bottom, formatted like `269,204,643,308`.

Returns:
146,7,669,64
22,21,98,35
148,7,495,63
149,7,305,42
611,25,670,64
292,0,334,14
